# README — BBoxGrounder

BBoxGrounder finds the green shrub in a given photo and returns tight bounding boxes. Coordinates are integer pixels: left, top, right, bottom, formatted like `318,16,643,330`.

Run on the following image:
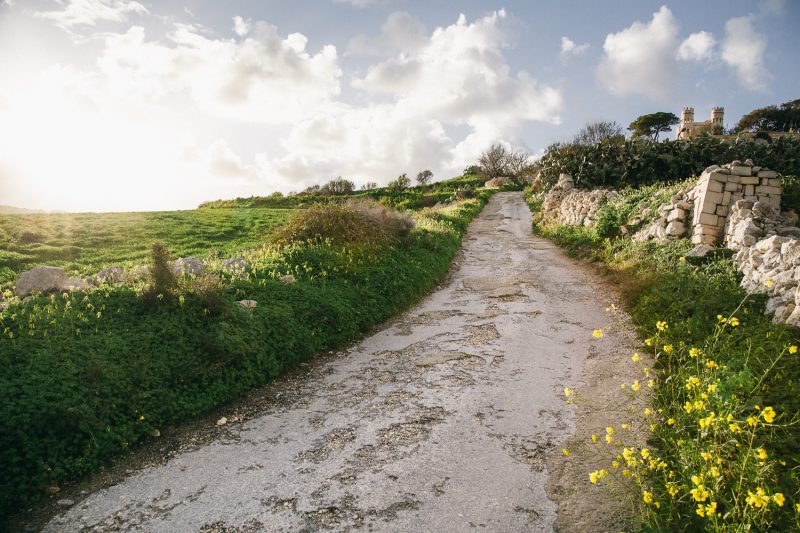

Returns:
537,135,800,190
143,242,176,304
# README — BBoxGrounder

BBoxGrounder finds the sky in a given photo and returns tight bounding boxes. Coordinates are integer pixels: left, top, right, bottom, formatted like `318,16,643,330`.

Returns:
0,0,798,212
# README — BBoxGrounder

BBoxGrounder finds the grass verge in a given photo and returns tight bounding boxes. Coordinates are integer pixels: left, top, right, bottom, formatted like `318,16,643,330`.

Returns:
527,189,800,531
0,192,492,522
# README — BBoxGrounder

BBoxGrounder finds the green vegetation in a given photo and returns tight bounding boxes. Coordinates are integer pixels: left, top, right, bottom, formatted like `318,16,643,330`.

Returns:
0,208,293,286
628,111,680,141
735,98,800,133
527,186,800,531
0,178,494,520
536,135,800,190
198,174,490,210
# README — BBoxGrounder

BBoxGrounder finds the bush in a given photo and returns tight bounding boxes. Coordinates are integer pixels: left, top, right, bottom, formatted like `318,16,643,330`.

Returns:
270,201,413,247
537,135,800,190
143,242,176,304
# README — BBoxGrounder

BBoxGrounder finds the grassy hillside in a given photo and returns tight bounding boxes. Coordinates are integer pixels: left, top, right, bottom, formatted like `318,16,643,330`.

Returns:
0,209,293,286
0,176,496,522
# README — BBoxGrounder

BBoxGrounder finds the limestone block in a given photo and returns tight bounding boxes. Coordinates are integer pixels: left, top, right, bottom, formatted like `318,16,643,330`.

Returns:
722,191,732,204
740,176,760,185
731,165,752,177
727,175,741,184
707,179,724,193
716,205,729,217
702,201,720,215
667,208,685,222
757,185,781,196
745,185,755,196
697,212,719,226
725,182,741,192
770,196,782,210
665,221,685,237
768,178,781,187
755,235,790,253
758,170,778,178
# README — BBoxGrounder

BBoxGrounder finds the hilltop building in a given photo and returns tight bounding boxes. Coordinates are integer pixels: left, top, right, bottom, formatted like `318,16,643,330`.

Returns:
676,107,724,140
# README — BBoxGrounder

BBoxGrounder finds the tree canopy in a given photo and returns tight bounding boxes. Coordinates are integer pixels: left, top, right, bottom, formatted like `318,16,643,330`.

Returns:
735,99,800,133
573,121,624,146
628,112,680,142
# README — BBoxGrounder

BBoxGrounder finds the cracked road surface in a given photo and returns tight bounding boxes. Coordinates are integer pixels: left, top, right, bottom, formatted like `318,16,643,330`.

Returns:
43,192,627,532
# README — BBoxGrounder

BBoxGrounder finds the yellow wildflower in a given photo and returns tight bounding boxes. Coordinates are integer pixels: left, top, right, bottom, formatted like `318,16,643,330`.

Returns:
761,406,776,423
689,347,701,358
705,360,718,369
774,493,785,507
606,434,614,444
746,487,770,508
685,376,700,390
592,329,604,339
667,483,679,497
755,448,768,461
730,317,740,327
790,345,798,354
656,321,668,332
663,344,673,354
589,469,607,484
645,338,653,346
700,452,713,462
764,278,775,288
632,352,640,363
667,418,675,425
606,426,615,435
717,314,727,323
591,434,598,443
707,384,717,393
691,485,710,502
643,491,654,504
562,448,570,456
612,460,620,468
641,448,650,459
747,416,757,427
622,469,631,477
729,423,741,433
644,408,653,416
631,380,641,392
684,402,694,414
563,387,573,398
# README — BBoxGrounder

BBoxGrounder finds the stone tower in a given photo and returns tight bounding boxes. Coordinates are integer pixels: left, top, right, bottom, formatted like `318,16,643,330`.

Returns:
711,107,724,128
681,107,695,125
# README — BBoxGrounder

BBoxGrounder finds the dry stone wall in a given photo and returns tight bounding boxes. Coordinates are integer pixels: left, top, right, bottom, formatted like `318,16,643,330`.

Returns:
541,174,620,227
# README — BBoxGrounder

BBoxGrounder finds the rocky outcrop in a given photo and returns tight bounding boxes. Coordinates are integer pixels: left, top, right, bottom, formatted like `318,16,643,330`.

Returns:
541,174,620,227
484,177,510,188
221,257,251,275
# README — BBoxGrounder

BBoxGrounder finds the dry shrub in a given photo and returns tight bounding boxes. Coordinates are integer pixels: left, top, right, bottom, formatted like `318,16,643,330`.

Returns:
272,200,413,247
143,242,177,304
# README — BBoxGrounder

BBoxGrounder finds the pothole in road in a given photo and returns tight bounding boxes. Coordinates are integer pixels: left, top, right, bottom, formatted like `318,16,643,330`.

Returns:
297,427,357,464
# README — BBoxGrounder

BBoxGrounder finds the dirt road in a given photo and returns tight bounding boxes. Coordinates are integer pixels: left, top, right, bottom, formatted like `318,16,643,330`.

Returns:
43,192,635,532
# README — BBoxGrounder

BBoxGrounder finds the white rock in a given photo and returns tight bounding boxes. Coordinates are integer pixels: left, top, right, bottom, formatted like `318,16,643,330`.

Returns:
222,257,251,274
686,244,714,258
279,274,296,284
237,300,257,309
216,417,228,426
172,257,204,276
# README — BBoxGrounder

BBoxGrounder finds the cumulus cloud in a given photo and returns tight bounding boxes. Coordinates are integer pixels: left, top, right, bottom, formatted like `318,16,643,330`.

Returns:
560,36,589,62
232,16,251,37
677,31,716,61
277,10,561,185
96,22,342,123
721,16,769,90
347,11,427,57
597,5,680,100
35,0,148,30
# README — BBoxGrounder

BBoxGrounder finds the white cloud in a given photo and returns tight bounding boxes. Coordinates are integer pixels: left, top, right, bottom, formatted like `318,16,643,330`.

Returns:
677,31,716,61
35,0,148,30
597,5,679,100
96,23,342,124
347,11,427,57
560,36,589,62
232,16,251,37
276,10,561,185
721,16,769,90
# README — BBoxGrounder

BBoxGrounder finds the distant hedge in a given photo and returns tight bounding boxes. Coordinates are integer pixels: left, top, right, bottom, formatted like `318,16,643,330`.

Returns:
537,135,800,189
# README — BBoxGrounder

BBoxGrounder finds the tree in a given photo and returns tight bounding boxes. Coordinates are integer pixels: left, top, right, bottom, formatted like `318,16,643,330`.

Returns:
361,181,378,190
735,99,800,133
478,143,509,179
573,121,624,146
628,112,680,142
320,176,355,195
506,150,534,177
416,169,433,185
387,173,411,190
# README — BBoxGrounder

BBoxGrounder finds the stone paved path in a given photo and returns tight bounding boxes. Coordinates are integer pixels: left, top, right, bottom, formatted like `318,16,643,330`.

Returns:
43,192,628,532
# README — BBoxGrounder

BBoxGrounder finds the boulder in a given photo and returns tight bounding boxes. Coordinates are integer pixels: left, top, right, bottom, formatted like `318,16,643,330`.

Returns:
484,177,509,188
221,257,251,274
279,274,296,284
665,220,685,237
95,266,124,285
15,266,69,297
237,300,257,309
686,244,714,258
172,257,204,276
733,220,764,248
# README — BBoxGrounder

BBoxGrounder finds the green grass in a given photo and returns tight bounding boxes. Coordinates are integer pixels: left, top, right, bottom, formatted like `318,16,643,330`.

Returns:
527,187,800,531
0,186,494,522
0,208,294,286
